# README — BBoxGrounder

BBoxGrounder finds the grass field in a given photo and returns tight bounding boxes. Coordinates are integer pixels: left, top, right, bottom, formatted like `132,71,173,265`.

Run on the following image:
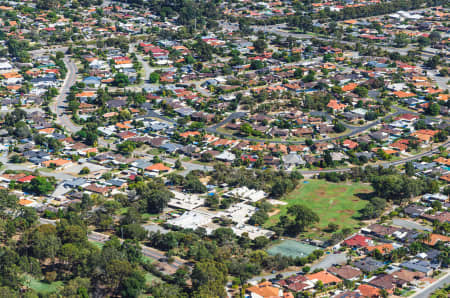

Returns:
23,274,64,295
266,180,373,237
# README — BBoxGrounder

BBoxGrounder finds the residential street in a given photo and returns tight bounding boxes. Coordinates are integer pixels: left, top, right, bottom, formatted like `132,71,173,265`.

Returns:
51,57,82,133
392,218,433,232
410,271,450,298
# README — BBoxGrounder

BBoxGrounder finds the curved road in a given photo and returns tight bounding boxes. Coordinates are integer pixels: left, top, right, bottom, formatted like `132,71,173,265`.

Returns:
298,140,450,174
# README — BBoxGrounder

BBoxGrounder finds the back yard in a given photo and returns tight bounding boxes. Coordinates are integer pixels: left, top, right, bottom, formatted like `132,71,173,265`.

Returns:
266,179,373,238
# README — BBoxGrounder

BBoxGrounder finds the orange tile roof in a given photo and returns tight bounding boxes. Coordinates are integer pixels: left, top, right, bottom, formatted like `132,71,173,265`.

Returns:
414,129,439,136
327,99,347,110
6,85,21,90
115,123,131,129
343,139,358,149
249,144,266,151
382,149,398,155
212,139,238,146
103,112,118,118
115,59,132,65
42,159,71,167
411,133,432,142
425,234,450,246
342,83,358,92
19,199,34,206
306,271,342,285
366,243,394,254
358,284,380,297
412,76,427,82
393,91,416,98
289,144,308,152
179,131,200,138
38,127,55,134
76,91,96,97
246,282,280,298
440,174,450,182
145,163,171,172
2,72,22,79
81,148,98,154
434,157,450,166
437,94,449,102
425,88,443,94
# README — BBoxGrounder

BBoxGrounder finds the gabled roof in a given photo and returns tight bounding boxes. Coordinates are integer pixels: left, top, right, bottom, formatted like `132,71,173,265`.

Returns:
145,163,171,172
343,235,371,247
246,282,281,298
306,271,342,285
328,265,361,280
357,284,380,297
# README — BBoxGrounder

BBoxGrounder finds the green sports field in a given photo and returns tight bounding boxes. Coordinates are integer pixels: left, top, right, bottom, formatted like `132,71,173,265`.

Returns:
266,179,373,237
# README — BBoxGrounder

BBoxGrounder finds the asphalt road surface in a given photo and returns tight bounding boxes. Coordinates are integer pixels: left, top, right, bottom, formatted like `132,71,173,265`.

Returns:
51,57,82,133
410,271,450,298
392,218,433,232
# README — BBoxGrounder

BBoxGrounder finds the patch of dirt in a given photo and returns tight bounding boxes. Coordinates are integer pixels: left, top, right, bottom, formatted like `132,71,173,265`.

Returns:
335,187,348,193
268,209,280,217
199,176,210,184
316,191,326,197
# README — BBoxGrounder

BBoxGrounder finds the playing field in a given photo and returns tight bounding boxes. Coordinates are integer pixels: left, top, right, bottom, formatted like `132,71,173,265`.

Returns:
266,179,373,236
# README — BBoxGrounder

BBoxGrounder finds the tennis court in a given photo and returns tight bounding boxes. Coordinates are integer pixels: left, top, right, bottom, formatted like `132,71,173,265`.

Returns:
267,240,319,258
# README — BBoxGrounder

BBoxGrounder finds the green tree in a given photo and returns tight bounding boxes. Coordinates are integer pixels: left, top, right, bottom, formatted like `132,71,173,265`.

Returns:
334,122,346,133
114,73,129,87
184,176,207,193
23,177,54,195
79,167,90,175
30,224,61,262
121,224,147,241
191,261,228,298
405,161,415,176
121,270,146,298
394,33,409,47
253,39,267,53
285,204,319,234
143,188,173,214
428,102,440,116
240,123,253,136
149,72,160,83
